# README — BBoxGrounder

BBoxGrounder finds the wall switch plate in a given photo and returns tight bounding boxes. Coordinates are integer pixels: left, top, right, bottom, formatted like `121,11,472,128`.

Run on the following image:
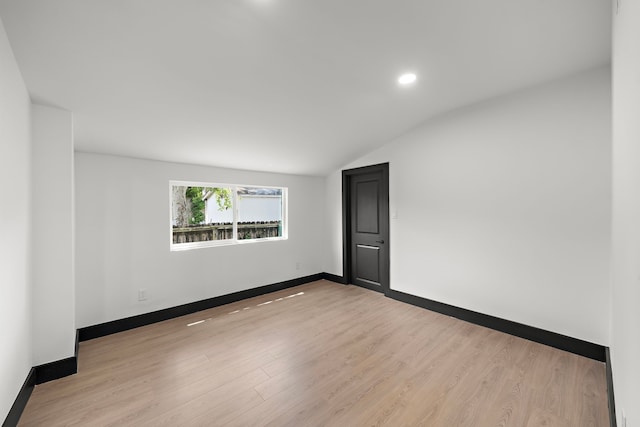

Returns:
295,262,301,270
138,289,147,301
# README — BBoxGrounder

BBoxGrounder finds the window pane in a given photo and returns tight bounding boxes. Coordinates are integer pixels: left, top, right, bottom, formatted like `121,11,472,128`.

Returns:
236,187,283,240
171,185,233,244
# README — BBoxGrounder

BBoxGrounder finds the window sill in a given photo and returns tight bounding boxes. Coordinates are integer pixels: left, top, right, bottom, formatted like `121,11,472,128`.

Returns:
170,236,288,252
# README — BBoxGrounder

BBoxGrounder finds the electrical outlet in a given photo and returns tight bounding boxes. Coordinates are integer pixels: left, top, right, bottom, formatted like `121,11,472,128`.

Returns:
295,262,301,270
138,289,147,301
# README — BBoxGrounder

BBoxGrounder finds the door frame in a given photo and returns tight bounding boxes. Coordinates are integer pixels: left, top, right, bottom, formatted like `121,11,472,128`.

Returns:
342,162,390,294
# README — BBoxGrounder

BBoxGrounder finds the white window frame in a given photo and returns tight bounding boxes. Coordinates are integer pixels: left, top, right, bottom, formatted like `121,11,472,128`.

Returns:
169,180,288,251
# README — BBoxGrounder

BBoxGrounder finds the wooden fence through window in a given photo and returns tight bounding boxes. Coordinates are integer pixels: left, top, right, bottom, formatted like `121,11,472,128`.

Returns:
172,221,281,244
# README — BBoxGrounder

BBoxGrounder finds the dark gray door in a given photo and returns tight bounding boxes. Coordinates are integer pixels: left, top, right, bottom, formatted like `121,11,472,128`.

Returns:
344,164,389,294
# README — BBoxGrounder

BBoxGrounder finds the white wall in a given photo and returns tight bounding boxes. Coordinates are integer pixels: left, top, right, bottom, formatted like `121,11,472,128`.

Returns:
75,153,325,328
325,67,611,345
611,1,640,425
31,104,76,365
0,16,32,422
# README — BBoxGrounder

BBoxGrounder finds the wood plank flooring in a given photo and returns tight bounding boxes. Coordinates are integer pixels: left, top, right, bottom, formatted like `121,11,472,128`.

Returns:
18,280,609,426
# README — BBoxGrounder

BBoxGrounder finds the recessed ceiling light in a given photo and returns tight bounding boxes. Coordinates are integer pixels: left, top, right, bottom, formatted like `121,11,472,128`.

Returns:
398,73,417,86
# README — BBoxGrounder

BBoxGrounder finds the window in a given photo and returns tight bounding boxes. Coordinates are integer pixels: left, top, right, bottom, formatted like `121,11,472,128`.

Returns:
170,181,287,250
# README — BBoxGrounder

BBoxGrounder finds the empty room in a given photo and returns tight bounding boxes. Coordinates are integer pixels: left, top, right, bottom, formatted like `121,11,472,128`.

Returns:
1,0,638,426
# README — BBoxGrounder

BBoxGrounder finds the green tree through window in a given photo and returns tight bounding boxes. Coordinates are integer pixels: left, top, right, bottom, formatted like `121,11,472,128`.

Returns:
173,186,232,227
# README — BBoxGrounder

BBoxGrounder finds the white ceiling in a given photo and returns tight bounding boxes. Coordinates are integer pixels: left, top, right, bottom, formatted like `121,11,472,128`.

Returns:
0,0,611,176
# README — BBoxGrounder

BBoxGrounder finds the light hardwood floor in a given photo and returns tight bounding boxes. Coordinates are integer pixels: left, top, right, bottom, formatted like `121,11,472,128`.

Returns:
19,280,609,426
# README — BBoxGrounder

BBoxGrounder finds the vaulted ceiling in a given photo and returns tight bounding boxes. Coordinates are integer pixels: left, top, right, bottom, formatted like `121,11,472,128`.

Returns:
0,0,611,175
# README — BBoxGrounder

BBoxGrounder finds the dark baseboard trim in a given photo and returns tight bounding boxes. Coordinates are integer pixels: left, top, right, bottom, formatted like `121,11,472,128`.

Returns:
386,288,605,362
5,334,80,425
319,274,606,361
34,357,76,385
321,272,348,284
2,368,35,427
74,329,80,359
606,347,617,427
79,273,324,342
34,329,79,384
